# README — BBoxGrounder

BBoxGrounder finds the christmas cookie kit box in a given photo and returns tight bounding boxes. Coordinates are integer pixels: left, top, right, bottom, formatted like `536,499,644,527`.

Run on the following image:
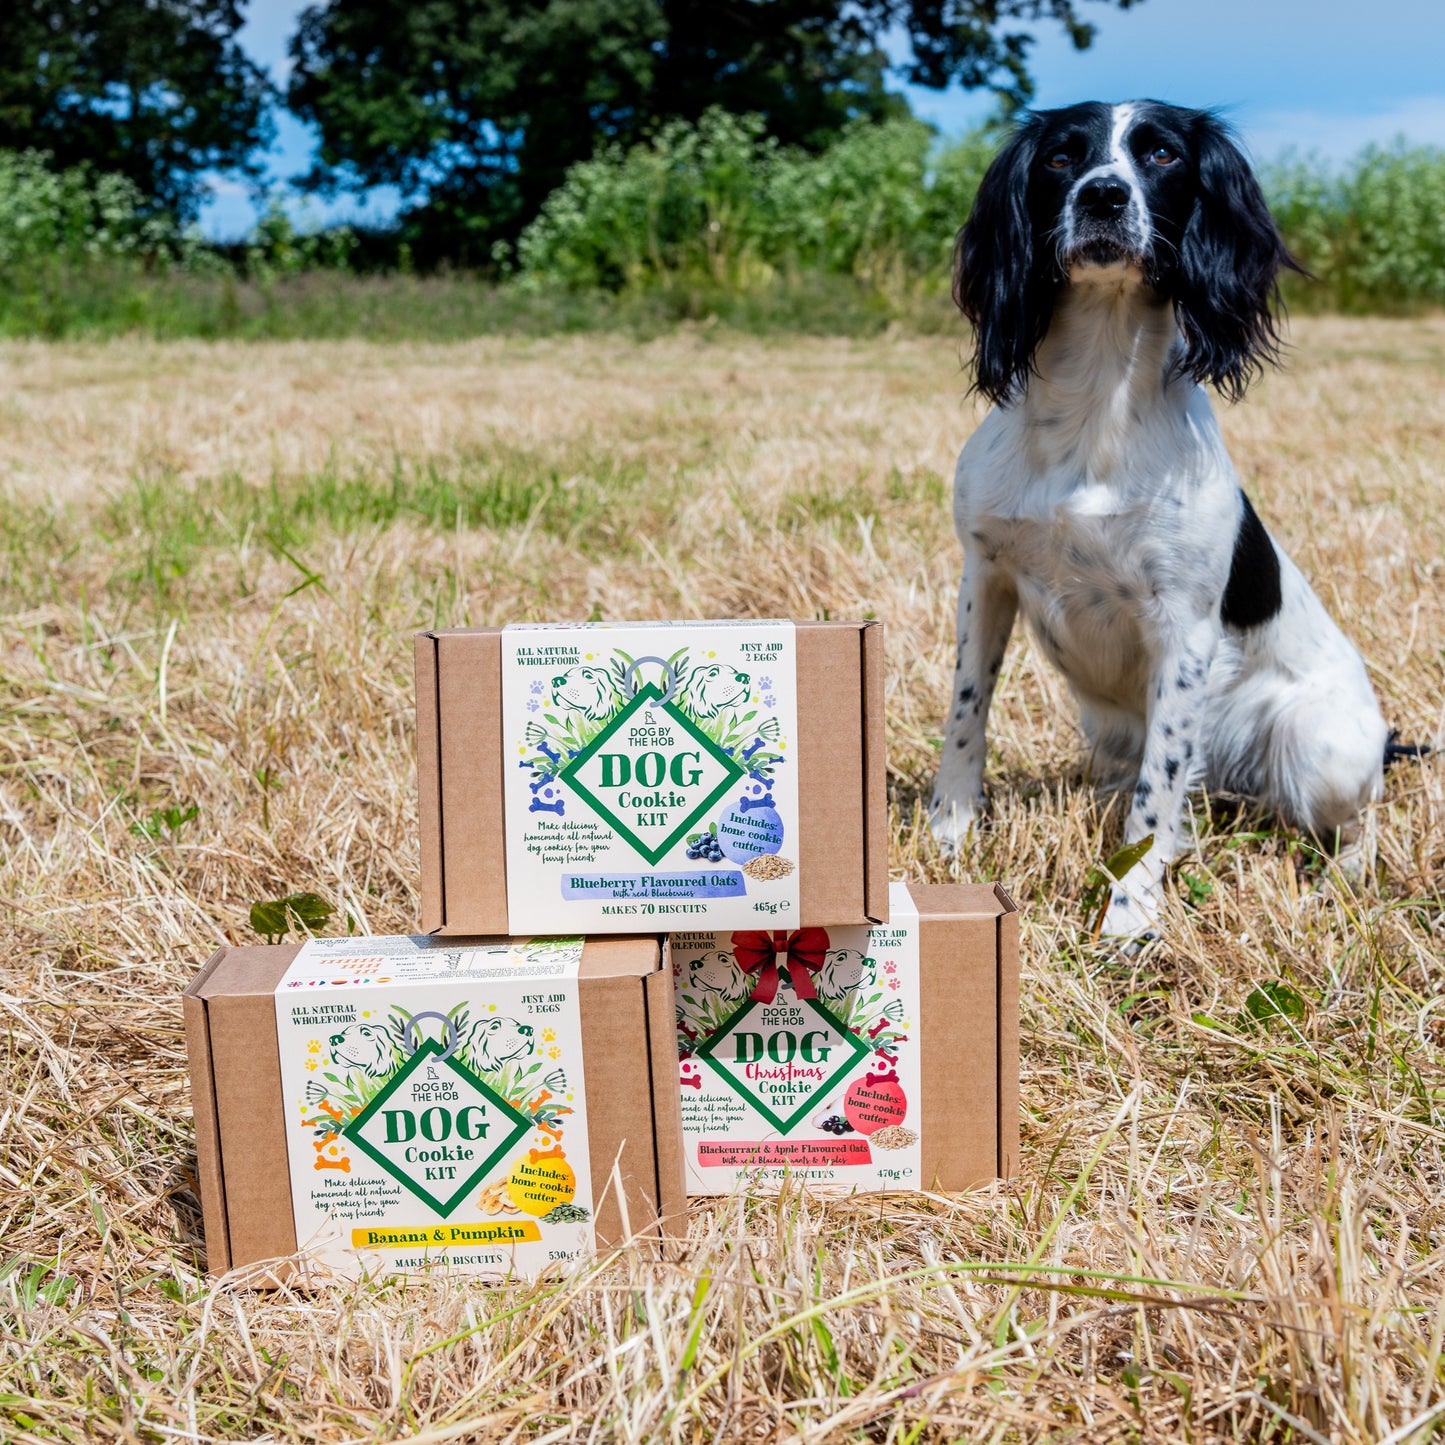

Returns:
183,933,684,1280
671,882,1019,1193
415,620,886,937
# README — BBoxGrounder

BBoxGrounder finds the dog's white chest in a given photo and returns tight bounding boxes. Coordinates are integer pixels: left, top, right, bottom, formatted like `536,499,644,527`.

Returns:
973,497,1162,702
956,381,1239,709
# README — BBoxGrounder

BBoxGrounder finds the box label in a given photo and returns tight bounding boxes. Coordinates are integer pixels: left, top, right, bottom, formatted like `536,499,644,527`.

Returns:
673,883,921,1192
274,935,594,1278
343,1041,533,1215
502,622,800,931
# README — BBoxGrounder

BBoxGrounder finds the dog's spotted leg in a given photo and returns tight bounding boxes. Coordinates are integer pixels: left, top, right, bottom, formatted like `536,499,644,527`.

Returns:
929,557,1017,853
1100,622,1218,943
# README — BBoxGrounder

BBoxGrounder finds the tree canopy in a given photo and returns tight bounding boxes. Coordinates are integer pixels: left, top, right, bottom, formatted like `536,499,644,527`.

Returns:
0,0,272,220
288,0,1140,264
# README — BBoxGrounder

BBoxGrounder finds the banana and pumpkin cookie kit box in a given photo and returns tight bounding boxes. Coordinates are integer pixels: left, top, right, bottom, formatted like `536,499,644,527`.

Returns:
415,620,886,937
183,933,684,1280
671,882,1019,1194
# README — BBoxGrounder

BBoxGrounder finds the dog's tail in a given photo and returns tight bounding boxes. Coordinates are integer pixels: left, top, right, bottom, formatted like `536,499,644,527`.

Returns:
1384,728,1432,770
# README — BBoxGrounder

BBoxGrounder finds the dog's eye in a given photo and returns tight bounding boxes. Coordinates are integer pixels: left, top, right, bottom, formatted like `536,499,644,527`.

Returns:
1045,151,1071,170
1149,146,1178,165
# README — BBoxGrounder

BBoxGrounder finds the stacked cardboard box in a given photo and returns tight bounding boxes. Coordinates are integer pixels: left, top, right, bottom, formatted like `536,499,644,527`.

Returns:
186,935,682,1281
185,619,1019,1282
670,881,1018,1195
414,622,888,934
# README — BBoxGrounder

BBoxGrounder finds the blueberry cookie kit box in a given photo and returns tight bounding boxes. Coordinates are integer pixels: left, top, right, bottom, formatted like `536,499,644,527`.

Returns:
183,933,685,1280
415,620,886,937
671,882,1019,1194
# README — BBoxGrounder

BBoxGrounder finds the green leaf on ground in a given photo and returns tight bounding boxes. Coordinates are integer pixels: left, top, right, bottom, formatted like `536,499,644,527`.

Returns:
249,892,334,943
1239,980,1309,1032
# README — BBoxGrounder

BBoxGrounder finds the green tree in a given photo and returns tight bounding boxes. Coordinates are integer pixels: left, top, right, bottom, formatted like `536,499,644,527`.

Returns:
288,0,1140,264
0,0,272,220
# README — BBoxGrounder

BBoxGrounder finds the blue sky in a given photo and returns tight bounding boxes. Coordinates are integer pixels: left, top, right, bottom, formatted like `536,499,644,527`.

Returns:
201,0,1445,239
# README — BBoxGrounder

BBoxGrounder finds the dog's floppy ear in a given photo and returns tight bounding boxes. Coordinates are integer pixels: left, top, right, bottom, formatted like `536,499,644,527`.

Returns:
954,114,1051,407
1173,114,1303,403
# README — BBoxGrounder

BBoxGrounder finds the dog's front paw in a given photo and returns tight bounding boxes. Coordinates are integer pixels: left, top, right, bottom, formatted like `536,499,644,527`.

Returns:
1098,861,1164,949
928,792,981,856
1100,893,1160,949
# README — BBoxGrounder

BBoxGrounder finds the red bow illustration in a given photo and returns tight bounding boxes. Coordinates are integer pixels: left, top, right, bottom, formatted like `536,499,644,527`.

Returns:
731,928,830,1003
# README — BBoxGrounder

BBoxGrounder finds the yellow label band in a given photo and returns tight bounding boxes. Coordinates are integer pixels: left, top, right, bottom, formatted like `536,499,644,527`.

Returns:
352,1220,542,1249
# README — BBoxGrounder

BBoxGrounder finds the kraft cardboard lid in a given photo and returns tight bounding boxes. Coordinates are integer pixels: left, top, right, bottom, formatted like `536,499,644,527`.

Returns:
186,943,299,998
185,936,661,999
902,882,1017,919
421,621,879,639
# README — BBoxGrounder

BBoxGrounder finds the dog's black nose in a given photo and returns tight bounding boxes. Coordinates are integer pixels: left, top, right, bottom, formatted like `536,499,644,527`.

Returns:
1077,179,1130,218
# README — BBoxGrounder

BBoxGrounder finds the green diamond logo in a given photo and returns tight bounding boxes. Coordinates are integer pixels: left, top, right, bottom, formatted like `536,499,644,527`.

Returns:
559,685,746,865
343,1040,531,1216
694,995,871,1133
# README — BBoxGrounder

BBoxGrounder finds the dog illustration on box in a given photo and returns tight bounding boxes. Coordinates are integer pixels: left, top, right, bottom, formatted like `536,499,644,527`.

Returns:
687,950,751,1006
816,948,869,1002
675,938,907,1069
328,1021,402,1079
677,663,750,719
303,1007,570,1143
461,1015,535,1074
551,666,623,721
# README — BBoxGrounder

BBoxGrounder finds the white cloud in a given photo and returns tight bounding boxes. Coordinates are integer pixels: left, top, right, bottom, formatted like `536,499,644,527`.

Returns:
1240,96,1445,163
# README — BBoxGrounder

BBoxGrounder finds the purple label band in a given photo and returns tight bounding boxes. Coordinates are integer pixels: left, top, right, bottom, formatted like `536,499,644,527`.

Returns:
561,871,746,899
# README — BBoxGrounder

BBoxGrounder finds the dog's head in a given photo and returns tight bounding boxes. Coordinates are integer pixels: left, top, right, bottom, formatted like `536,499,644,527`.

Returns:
687,951,750,1004
683,664,750,720
817,948,868,1001
329,1022,397,1078
463,1015,535,1075
955,101,1302,407
551,666,620,721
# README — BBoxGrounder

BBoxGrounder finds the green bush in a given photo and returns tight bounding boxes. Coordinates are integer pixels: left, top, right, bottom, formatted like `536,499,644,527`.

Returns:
0,149,195,267
0,125,1442,340
515,109,996,302
1266,142,1445,311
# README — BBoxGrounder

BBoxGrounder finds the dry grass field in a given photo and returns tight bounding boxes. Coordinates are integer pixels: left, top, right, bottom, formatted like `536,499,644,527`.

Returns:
1,317,1443,1443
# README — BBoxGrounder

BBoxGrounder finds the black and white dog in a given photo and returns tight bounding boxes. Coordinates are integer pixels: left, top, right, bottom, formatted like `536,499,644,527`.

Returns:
929,100,1396,942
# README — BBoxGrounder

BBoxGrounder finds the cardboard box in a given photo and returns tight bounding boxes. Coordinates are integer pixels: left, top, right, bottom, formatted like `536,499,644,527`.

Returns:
184,934,685,1279
671,881,1018,1193
415,621,887,936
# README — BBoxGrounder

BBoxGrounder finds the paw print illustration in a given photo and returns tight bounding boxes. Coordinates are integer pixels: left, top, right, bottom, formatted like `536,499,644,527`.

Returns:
542,1027,556,1043
305,1058,319,1071
307,1040,321,1053
883,961,897,976
548,1047,561,1060
530,679,545,695
763,694,776,707
887,979,900,991
758,676,773,690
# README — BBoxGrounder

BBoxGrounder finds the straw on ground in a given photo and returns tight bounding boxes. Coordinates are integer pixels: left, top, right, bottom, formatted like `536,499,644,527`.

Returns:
1,318,1442,1443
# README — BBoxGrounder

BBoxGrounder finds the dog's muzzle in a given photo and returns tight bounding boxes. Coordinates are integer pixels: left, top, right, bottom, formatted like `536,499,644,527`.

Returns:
1066,178,1148,269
